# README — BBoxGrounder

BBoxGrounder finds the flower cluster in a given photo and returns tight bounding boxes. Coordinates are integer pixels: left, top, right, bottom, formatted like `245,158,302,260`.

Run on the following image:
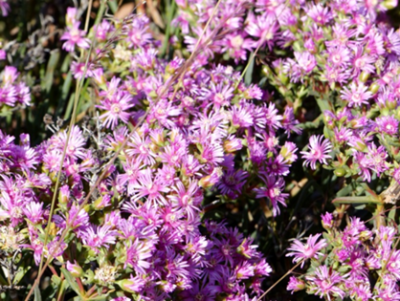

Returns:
287,214,400,301
0,66,30,108
0,6,294,300
3,0,400,299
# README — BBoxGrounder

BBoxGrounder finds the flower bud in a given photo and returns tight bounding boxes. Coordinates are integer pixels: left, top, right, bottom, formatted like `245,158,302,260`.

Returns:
369,82,380,94
321,212,333,230
383,0,397,9
224,138,243,153
199,167,223,188
59,185,70,204
66,261,83,278
66,8,78,27
359,71,370,83
94,195,111,210
334,167,345,177
287,276,305,292
117,276,145,293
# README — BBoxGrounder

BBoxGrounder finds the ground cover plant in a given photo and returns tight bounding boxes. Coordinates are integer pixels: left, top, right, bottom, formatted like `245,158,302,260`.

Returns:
2,0,400,300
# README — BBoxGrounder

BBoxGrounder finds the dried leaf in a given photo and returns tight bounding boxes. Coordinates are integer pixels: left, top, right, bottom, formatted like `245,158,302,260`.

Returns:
114,3,135,20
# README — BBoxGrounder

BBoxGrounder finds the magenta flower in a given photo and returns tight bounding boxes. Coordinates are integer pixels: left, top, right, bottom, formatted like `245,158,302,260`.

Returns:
98,91,134,129
305,266,345,300
327,46,351,68
0,85,16,106
125,239,152,274
125,22,152,48
301,135,332,170
287,276,305,293
286,234,327,267
0,0,9,16
81,224,117,251
127,132,157,166
61,22,90,52
131,168,170,205
245,13,279,50
305,3,332,25
169,180,201,220
23,202,44,224
288,51,317,82
376,115,398,135
117,275,146,293
350,45,376,76
341,83,372,107
253,175,288,216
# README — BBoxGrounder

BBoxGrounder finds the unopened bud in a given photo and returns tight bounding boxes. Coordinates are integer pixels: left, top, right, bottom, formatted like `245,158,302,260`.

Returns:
66,261,83,277
199,168,223,188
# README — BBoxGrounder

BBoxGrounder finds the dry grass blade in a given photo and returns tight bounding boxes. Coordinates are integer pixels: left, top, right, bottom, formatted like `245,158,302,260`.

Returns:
147,0,165,29
257,260,303,301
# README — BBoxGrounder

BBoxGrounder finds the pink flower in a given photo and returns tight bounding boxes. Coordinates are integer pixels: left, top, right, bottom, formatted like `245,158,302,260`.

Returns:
61,22,90,52
97,91,134,129
81,224,117,251
287,276,305,293
286,234,327,267
301,135,332,170
376,115,398,135
131,168,170,205
341,83,372,107
245,13,279,50
305,3,332,25
0,0,9,16
305,266,345,300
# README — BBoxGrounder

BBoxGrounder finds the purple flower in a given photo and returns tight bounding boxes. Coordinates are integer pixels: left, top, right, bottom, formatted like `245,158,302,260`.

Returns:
169,180,201,219
301,135,332,170
253,175,288,216
125,239,152,274
217,170,248,199
0,0,9,16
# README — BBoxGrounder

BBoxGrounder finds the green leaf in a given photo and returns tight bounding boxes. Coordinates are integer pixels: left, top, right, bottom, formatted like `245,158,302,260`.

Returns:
244,53,254,86
336,185,353,197
332,196,382,206
60,268,84,297
13,265,31,285
87,290,115,301
0,268,7,285
56,71,73,116
43,50,60,93
389,206,396,221
108,0,118,13
34,285,42,301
